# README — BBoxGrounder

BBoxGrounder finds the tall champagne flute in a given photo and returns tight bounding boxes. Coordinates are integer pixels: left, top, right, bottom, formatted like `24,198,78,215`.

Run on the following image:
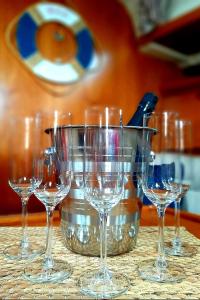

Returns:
165,119,197,257
24,111,72,283
78,106,130,299
4,116,42,260
138,112,184,283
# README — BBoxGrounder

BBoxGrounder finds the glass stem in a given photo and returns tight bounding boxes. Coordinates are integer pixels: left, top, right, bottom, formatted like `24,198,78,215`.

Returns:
173,198,182,249
44,206,55,270
156,205,167,270
99,211,109,277
21,197,29,249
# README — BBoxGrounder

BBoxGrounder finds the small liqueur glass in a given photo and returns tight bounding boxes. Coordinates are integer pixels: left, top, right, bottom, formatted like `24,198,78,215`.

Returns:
165,119,197,257
24,111,72,283
4,116,42,261
78,106,130,299
138,111,185,283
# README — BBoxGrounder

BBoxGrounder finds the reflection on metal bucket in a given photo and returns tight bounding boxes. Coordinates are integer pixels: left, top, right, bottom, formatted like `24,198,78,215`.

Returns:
51,125,154,256
60,195,142,256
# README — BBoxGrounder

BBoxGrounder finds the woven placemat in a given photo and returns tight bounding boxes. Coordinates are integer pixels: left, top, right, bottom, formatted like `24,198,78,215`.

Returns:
0,226,199,299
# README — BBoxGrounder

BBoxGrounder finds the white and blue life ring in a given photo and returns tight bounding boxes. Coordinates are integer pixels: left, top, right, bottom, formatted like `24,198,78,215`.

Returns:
15,2,98,84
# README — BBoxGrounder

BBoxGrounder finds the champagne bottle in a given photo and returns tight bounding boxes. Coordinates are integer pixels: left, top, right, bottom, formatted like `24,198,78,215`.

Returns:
128,92,158,205
127,92,158,126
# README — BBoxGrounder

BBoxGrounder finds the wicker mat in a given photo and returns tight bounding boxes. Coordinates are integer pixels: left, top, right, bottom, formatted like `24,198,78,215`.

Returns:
0,226,199,299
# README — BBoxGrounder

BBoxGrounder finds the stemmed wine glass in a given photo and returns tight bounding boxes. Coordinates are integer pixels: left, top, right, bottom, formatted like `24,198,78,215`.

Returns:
165,119,197,257
24,111,72,283
78,106,130,299
4,116,42,260
138,111,185,283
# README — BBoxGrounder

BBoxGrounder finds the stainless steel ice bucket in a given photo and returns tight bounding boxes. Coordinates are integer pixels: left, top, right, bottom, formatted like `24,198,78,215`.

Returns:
50,125,154,256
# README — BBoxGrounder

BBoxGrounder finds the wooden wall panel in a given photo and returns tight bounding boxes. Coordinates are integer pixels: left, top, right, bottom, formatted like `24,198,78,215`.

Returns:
159,90,200,149
0,0,191,214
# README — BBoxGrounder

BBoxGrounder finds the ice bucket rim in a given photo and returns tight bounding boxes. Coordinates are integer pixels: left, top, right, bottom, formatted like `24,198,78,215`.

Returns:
45,125,156,134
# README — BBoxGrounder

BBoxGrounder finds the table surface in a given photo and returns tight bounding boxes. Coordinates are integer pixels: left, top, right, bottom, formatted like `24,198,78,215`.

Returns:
0,206,200,238
0,226,199,299
141,206,200,239
0,206,199,299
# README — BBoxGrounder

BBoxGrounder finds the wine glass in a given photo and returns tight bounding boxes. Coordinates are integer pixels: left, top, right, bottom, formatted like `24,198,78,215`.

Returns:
138,111,185,283
4,116,42,260
165,119,197,257
78,106,130,299
24,111,72,283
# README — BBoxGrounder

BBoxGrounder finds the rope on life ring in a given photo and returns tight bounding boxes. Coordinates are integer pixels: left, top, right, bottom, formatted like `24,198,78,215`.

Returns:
14,2,98,84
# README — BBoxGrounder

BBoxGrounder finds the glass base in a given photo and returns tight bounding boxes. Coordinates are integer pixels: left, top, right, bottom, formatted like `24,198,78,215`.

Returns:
165,241,197,257
23,258,72,283
78,269,130,299
138,259,185,283
3,243,43,261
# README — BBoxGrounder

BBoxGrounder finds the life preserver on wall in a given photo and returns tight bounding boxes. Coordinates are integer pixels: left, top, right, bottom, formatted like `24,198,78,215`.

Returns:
13,2,98,84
